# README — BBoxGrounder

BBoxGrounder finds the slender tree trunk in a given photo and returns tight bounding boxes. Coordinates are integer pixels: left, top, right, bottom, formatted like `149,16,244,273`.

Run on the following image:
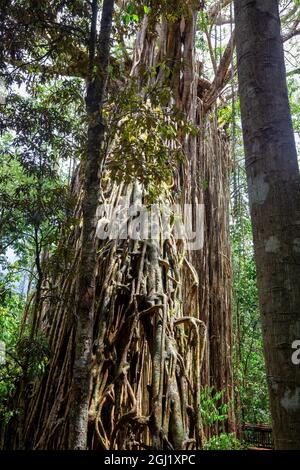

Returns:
234,0,300,449
68,0,115,450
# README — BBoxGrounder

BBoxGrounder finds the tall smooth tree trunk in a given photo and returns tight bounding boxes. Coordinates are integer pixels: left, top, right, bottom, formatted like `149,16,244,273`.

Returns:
234,0,300,449
68,0,115,450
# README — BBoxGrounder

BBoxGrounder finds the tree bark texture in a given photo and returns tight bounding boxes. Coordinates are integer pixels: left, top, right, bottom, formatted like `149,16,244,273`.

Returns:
2,1,235,450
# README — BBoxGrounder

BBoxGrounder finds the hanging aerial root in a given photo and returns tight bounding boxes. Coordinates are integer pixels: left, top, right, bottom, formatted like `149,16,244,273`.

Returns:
7,180,209,450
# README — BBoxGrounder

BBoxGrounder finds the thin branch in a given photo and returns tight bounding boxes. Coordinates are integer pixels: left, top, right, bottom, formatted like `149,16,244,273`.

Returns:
283,28,300,42
208,0,233,21
287,67,300,77
203,30,236,111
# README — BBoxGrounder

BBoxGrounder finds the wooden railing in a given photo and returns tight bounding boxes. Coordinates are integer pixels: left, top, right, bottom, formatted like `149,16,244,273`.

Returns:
242,423,274,449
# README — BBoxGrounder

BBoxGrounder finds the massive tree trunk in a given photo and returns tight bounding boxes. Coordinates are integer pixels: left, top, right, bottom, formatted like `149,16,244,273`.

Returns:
2,1,235,450
234,0,300,449
69,0,115,450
